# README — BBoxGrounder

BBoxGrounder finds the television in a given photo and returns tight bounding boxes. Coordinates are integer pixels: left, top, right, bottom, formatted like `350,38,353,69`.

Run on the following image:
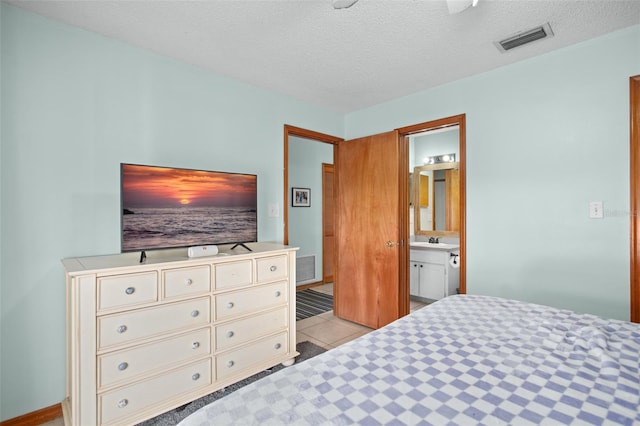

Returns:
120,163,257,253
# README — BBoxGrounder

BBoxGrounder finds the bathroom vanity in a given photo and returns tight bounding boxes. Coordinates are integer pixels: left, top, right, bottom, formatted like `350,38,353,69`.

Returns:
409,242,459,302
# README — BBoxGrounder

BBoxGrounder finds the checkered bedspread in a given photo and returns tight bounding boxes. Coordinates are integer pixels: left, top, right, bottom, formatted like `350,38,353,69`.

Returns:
179,295,640,425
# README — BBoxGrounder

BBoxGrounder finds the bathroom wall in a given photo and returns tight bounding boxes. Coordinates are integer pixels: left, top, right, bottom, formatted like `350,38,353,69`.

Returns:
410,128,460,235
411,128,459,169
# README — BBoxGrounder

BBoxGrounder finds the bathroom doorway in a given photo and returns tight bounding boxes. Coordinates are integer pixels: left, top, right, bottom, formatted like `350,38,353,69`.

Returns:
398,114,466,295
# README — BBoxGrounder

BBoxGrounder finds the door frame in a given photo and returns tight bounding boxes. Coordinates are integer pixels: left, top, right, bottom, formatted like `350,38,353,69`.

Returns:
397,114,467,295
322,163,335,284
631,75,640,322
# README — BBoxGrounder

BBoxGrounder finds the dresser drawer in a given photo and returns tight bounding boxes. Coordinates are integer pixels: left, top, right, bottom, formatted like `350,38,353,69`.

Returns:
98,327,211,389
163,265,211,299
215,282,287,321
99,358,211,425
98,297,210,350
215,307,287,351
215,260,253,289
216,333,288,380
97,272,158,312
256,255,288,283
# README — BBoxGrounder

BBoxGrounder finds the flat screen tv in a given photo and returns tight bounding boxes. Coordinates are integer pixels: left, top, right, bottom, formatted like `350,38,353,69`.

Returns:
121,163,257,253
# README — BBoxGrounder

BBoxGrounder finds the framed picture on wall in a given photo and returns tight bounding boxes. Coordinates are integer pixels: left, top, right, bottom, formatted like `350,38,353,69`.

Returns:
292,187,311,207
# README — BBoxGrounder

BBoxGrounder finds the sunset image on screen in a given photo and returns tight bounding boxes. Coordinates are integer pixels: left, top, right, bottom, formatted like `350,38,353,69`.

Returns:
122,164,257,208
120,164,258,252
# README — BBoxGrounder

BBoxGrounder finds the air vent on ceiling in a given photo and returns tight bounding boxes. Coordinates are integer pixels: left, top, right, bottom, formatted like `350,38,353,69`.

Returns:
495,22,554,53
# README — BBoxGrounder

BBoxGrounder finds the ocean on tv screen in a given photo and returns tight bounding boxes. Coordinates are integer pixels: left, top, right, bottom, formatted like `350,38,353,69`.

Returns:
122,206,257,252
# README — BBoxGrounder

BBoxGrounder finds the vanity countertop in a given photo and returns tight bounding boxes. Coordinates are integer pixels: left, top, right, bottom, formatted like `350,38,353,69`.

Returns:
410,241,460,251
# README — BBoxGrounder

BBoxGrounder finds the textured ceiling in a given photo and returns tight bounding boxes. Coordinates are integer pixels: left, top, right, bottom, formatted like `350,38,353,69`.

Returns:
6,0,640,113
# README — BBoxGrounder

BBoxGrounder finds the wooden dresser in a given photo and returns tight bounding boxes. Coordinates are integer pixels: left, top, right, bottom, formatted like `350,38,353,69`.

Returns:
62,243,298,426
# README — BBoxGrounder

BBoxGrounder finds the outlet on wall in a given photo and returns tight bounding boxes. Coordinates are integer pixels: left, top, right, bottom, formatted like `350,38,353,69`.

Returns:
268,203,279,217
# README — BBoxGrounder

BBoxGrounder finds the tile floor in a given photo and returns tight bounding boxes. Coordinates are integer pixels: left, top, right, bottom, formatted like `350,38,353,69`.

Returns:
296,282,428,349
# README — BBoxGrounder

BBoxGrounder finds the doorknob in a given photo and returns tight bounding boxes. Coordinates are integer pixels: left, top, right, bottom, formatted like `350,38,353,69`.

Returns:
386,241,395,247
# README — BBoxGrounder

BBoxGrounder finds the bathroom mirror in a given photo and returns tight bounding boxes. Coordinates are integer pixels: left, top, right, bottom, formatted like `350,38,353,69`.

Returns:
413,162,460,236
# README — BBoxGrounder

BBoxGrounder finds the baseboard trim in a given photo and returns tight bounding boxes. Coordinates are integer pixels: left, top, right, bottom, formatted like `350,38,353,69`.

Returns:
296,281,323,291
0,403,62,426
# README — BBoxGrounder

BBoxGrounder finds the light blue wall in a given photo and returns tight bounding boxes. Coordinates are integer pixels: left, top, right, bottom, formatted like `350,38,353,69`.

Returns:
2,2,639,421
411,129,459,169
288,137,333,284
347,25,640,321
0,4,343,420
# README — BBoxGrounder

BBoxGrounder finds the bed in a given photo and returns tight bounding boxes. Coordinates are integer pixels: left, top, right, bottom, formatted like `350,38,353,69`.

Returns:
179,294,640,425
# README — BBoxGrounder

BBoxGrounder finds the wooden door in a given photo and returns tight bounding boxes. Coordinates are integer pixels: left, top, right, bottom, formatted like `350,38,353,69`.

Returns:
335,131,404,329
322,163,334,283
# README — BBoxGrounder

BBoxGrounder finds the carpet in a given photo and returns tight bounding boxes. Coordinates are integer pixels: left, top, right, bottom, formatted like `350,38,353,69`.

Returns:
296,289,334,320
137,341,327,426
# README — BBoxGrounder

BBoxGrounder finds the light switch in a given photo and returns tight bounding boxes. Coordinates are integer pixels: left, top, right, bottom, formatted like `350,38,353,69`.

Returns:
268,203,279,218
589,201,603,219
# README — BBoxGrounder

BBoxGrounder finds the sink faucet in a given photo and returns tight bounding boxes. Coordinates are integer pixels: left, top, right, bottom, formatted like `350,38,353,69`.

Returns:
428,237,439,244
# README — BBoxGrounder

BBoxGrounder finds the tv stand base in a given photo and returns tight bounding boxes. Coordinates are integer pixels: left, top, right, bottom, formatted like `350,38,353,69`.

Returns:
231,243,252,251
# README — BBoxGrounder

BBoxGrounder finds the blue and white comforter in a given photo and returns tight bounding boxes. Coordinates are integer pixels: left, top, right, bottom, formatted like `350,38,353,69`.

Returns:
180,295,640,425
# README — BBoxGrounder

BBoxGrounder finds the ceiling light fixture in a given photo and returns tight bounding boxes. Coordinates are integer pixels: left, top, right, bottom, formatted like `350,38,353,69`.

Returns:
424,153,456,165
447,0,479,15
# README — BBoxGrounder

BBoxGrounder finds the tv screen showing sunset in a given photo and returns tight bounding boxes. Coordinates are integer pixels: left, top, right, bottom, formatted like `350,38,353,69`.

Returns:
121,164,257,252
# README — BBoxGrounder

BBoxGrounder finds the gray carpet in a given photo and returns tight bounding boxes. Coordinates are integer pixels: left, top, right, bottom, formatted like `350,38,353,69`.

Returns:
137,341,327,425
296,289,333,320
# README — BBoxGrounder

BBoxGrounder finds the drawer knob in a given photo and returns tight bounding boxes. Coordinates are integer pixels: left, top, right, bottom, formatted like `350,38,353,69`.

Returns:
192,373,200,381
185,278,193,285
226,331,234,338
117,399,128,408
227,302,234,309
270,265,277,272
191,310,199,318
117,325,127,334
274,343,281,350
274,291,281,297
125,287,135,295
227,360,234,368
118,362,128,371
192,341,200,349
